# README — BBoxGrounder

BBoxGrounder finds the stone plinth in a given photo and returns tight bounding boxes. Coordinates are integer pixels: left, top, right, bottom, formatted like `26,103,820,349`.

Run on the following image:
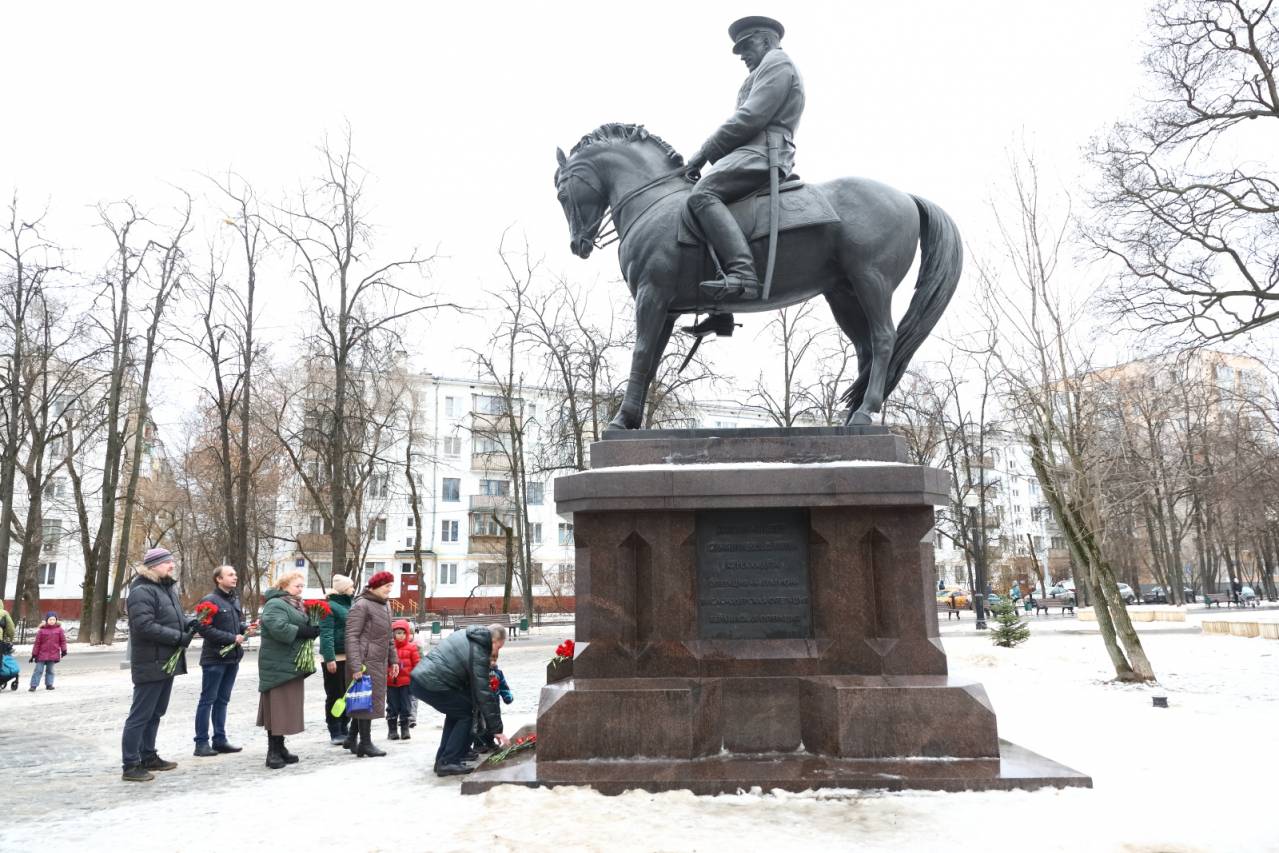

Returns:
465,429,1089,794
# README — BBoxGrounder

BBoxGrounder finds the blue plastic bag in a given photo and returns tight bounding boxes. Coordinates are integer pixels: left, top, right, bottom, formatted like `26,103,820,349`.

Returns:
345,673,373,714
0,654,18,680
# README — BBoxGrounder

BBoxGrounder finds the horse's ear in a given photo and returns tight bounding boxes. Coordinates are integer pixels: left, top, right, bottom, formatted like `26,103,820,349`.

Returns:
556,147,567,167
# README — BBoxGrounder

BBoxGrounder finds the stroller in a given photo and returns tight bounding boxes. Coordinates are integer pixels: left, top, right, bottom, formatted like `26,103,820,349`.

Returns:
0,641,19,691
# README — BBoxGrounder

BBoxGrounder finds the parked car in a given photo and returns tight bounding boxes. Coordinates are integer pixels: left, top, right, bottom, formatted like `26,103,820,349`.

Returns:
936,588,970,609
1116,582,1137,604
1141,586,1196,604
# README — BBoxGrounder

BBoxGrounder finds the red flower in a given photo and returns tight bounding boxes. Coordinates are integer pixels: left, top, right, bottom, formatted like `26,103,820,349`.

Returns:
489,674,500,692
194,601,219,626
303,599,332,618
555,639,575,659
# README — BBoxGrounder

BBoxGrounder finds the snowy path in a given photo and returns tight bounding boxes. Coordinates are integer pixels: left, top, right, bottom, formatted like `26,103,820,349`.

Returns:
1,621,1275,852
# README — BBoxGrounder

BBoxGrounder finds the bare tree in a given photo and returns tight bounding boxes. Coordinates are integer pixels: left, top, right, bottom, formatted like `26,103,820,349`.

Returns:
269,130,439,584
748,303,823,427
1086,0,1279,343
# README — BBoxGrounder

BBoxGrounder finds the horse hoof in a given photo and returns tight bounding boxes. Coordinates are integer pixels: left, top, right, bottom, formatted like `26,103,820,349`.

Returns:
846,411,873,426
608,407,641,430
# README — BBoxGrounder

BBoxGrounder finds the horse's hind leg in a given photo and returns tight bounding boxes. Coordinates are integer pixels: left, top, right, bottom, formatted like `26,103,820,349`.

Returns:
845,270,896,424
822,287,872,417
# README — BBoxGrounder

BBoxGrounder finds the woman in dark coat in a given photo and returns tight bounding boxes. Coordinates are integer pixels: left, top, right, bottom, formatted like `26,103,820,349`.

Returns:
343,571,398,758
256,570,320,769
320,574,355,746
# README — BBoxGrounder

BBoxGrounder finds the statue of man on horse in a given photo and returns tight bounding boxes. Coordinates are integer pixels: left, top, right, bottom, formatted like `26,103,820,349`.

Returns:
554,18,963,430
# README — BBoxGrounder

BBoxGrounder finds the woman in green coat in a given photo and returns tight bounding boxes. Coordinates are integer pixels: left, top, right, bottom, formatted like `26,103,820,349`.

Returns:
320,574,354,746
256,571,320,769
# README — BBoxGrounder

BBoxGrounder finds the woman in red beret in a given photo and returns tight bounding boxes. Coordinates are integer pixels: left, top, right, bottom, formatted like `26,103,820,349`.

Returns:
343,571,399,757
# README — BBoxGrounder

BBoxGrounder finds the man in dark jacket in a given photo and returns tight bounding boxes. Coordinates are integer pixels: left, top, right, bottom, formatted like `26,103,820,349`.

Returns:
122,547,196,782
410,624,509,776
192,565,248,757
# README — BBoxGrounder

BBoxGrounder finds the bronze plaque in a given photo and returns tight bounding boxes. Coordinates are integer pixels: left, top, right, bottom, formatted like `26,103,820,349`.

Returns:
696,508,811,639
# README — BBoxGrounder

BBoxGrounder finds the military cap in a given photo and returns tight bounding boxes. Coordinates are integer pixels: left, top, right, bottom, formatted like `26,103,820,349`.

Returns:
729,16,784,53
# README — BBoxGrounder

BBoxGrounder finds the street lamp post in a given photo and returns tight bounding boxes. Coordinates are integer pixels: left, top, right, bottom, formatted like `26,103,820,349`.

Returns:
967,504,989,630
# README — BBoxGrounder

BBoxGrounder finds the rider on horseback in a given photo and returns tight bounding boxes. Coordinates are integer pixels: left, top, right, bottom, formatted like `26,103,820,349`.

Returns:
683,16,805,302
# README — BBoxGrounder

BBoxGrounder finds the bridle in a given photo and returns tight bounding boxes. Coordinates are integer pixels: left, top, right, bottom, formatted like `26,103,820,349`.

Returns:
558,161,690,251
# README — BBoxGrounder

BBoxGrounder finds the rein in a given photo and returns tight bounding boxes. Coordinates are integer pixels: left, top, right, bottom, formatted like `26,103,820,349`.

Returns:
563,165,689,251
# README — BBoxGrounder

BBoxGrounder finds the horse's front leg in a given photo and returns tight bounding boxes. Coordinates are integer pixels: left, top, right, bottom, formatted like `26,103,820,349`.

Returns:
609,287,674,429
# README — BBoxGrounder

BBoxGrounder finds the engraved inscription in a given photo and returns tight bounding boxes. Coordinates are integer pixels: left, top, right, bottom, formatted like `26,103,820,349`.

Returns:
696,508,811,639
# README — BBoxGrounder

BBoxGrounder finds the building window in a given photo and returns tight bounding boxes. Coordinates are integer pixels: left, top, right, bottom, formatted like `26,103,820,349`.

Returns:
471,513,509,537
48,437,64,459
441,519,459,542
309,515,325,535
43,477,67,500
444,396,458,417
475,435,504,455
373,518,387,542
400,562,413,574
37,562,56,585
41,519,62,553
442,478,460,502
479,479,510,497
529,522,542,545
1051,536,1066,550
438,562,457,585
364,561,386,574
558,522,574,546
310,561,333,588
443,435,462,456
552,563,575,591
478,562,505,586
406,516,415,529
473,394,508,415
526,482,544,505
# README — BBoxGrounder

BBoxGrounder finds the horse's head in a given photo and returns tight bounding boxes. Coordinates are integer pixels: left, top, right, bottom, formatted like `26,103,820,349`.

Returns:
554,146,608,259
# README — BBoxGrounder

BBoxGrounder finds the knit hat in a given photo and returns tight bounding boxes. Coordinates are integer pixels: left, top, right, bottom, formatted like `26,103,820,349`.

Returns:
366,571,394,590
45,611,57,620
332,574,355,594
142,547,173,568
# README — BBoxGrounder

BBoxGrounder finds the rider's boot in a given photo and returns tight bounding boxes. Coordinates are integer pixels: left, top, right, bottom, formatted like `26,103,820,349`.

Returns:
694,200,760,301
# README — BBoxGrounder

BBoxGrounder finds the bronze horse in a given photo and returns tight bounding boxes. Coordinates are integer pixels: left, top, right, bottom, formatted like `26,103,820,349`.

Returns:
554,123,962,428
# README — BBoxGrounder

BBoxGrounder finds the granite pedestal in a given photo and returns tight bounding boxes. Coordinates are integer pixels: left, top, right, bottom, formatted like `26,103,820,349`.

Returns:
463,428,1089,795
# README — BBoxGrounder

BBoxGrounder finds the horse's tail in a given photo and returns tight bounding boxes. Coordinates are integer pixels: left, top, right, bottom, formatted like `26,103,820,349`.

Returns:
842,194,963,412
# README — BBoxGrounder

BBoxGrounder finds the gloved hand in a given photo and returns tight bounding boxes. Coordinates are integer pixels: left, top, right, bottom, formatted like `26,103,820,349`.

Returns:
180,629,195,648
295,623,321,640
185,618,201,633
61,649,67,658
29,655,35,663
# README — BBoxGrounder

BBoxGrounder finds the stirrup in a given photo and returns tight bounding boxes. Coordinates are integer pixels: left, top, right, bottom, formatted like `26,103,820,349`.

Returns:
682,313,739,339
699,275,760,301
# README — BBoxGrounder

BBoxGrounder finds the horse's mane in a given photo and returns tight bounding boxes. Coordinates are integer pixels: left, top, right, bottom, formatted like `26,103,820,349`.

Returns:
569,123,685,167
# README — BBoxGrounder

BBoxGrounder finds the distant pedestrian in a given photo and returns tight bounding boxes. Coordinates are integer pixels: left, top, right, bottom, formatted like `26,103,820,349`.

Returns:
29,612,67,691
387,619,421,741
0,600,15,643
256,571,319,769
192,565,249,757
320,574,355,747
410,624,508,777
121,547,195,783
344,571,398,758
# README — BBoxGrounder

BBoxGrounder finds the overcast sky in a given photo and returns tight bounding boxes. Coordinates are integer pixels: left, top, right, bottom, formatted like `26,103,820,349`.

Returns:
0,1,1159,434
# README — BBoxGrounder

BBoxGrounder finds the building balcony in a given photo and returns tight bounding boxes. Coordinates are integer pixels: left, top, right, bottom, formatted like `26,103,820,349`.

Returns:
469,495,517,512
470,451,510,471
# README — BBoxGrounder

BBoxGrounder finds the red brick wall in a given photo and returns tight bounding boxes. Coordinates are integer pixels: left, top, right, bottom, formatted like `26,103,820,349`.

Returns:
3,598,84,620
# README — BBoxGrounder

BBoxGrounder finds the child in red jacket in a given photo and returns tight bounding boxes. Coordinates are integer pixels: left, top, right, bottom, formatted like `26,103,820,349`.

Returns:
29,612,67,691
387,619,421,741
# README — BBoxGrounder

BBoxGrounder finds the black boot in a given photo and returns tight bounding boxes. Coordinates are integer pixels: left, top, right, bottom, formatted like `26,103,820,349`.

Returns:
692,199,760,300
400,718,411,740
265,735,286,770
356,718,386,757
278,737,299,764
342,718,358,752
327,718,344,746
388,717,400,740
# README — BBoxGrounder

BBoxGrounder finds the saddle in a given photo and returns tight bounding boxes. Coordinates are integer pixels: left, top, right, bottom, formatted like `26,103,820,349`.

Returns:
676,179,840,247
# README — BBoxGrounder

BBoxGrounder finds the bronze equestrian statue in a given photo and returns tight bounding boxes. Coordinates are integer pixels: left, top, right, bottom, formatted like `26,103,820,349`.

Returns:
554,17,962,429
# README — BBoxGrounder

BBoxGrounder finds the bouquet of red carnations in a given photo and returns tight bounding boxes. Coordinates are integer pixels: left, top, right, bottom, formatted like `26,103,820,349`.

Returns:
293,599,331,673
549,638,574,665
219,617,257,657
163,602,219,674
486,732,537,764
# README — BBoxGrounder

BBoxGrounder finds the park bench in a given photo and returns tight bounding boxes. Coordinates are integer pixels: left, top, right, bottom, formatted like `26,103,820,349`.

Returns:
1033,596,1075,616
448,612,523,639
936,600,962,621
1202,593,1225,608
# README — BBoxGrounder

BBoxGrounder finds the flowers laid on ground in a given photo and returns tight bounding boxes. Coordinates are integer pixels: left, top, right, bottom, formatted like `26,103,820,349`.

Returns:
294,599,331,673
486,732,537,764
550,639,574,665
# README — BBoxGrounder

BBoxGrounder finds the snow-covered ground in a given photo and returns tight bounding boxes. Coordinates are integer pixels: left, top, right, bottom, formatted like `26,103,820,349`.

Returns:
2,617,1276,853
